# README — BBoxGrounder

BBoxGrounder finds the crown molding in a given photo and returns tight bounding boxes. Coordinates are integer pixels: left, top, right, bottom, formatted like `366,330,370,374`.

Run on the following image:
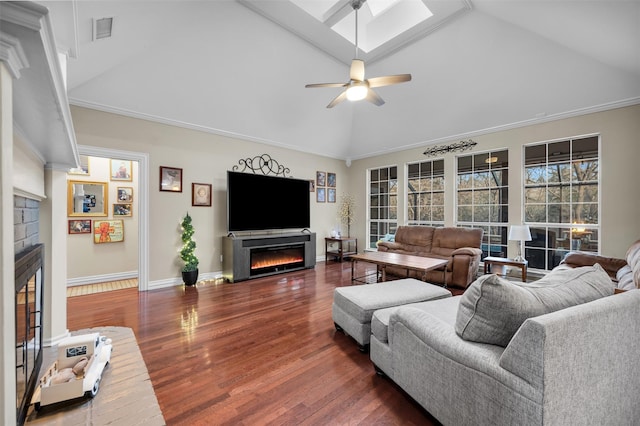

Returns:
70,95,639,163
349,97,640,161
68,99,338,160
0,32,29,78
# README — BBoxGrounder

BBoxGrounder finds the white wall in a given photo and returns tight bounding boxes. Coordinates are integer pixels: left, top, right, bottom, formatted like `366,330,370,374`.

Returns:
13,134,45,199
346,104,640,259
70,106,348,284
70,104,640,285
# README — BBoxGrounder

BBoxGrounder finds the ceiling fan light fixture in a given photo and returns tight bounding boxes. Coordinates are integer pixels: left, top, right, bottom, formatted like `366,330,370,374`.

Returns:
304,0,411,108
346,84,368,101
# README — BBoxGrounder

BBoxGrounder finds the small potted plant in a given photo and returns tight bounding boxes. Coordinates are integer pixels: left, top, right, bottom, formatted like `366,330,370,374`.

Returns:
179,213,199,286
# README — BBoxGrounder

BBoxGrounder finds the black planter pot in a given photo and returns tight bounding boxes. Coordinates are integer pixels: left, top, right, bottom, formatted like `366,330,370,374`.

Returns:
182,269,199,286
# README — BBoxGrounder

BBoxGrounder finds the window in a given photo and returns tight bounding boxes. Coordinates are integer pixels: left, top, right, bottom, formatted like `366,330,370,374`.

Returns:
407,159,444,227
456,150,509,258
368,165,398,249
524,136,599,270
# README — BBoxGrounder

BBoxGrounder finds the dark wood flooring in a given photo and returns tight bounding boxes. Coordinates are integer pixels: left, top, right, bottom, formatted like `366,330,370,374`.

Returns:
67,261,446,425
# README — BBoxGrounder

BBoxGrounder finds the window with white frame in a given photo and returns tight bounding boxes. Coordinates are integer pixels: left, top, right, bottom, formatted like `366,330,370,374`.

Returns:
456,150,509,258
524,135,599,270
407,159,445,227
368,165,398,249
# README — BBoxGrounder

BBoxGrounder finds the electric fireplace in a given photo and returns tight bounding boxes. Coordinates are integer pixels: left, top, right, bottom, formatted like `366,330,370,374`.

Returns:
223,232,316,282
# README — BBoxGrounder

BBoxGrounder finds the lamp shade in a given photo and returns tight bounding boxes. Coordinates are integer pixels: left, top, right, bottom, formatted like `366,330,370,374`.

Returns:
509,225,532,241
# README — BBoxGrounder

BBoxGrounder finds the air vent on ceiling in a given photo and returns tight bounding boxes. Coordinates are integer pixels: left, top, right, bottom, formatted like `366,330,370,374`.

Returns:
92,17,114,41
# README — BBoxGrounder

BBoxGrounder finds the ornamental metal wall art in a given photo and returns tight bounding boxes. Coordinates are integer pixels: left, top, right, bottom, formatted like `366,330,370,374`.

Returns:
232,154,291,177
423,139,477,157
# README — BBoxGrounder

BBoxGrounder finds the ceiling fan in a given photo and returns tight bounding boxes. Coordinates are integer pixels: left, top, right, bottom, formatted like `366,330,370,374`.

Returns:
305,0,412,108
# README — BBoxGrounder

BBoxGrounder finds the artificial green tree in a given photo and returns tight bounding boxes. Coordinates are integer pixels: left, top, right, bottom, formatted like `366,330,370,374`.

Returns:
180,213,199,272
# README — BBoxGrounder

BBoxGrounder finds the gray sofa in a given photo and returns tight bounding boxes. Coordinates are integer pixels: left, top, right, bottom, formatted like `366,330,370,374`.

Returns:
370,265,640,425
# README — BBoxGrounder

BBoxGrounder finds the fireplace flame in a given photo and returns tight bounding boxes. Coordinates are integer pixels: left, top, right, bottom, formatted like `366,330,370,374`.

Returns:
251,254,304,270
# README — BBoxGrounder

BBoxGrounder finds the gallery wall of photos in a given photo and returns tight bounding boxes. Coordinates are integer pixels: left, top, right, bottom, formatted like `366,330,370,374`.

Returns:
67,156,136,244
315,171,336,203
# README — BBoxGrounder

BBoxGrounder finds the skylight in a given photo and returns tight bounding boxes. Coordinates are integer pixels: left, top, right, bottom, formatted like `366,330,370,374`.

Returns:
291,0,433,53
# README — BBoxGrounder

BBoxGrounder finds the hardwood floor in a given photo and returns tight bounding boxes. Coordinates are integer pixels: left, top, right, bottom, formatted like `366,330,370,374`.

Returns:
67,261,443,425
67,278,138,297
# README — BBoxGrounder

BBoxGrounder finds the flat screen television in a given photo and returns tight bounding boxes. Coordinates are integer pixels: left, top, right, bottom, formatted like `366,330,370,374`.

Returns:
227,171,311,232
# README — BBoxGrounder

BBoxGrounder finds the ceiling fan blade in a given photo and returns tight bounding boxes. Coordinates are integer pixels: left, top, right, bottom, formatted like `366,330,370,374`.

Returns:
367,74,412,88
305,82,347,88
327,91,348,108
350,59,365,81
365,89,385,106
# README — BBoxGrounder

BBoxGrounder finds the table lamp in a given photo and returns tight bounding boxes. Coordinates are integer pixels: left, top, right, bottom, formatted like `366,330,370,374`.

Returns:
509,225,532,262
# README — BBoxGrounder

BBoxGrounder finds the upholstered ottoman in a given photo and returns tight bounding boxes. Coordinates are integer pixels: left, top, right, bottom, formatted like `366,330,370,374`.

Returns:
332,278,451,351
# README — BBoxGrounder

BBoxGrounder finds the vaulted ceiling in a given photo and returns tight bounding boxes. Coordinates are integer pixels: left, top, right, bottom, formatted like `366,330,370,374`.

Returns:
42,0,640,162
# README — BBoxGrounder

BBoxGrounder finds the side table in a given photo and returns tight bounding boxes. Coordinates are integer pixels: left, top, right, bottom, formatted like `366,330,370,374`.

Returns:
483,256,528,282
325,237,357,263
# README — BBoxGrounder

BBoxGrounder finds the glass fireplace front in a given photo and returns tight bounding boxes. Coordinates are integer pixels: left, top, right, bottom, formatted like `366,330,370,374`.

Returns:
15,244,44,426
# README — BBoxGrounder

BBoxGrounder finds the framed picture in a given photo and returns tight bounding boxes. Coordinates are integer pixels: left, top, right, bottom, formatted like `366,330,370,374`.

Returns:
317,187,326,203
316,171,326,187
309,180,315,192
117,186,133,202
328,172,336,188
159,166,182,192
110,160,133,181
93,220,124,243
68,219,91,234
113,203,133,217
192,183,212,207
328,188,336,203
68,155,90,175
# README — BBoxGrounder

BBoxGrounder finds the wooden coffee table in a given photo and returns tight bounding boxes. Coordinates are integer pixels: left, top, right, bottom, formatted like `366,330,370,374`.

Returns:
350,251,449,285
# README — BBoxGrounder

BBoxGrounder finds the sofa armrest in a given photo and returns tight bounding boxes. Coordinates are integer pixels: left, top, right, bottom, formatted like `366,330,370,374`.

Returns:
499,291,640,423
377,241,403,252
451,247,483,257
561,252,627,279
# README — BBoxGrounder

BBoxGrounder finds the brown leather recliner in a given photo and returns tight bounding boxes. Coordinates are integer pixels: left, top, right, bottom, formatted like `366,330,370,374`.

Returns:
558,239,640,290
376,226,483,288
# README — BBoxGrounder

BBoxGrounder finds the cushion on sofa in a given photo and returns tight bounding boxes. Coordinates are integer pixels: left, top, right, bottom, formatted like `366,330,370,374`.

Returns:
371,296,461,343
455,264,615,347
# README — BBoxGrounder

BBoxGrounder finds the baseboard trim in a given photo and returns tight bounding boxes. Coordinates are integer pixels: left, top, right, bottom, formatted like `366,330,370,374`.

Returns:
67,271,138,287
43,329,70,347
147,271,224,291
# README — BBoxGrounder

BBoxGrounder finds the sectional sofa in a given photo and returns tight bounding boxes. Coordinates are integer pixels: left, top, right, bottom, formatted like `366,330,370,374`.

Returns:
369,264,640,425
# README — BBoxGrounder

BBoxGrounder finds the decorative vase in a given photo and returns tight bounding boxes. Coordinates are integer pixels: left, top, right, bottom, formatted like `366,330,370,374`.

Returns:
182,269,199,286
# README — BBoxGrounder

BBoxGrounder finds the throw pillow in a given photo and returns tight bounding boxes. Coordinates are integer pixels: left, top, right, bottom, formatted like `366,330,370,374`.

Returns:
455,263,615,347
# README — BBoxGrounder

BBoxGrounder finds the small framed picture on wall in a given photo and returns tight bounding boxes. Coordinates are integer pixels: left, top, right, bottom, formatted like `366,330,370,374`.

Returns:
328,188,336,203
94,220,124,243
159,166,183,192
113,203,132,217
317,187,326,203
328,172,336,188
68,219,91,234
110,160,133,181
117,187,133,202
309,180,315,192
316,171,326,187
192,183,212,207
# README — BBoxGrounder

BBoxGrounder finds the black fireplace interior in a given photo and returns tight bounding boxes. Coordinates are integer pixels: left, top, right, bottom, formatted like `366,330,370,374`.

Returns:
250,244,305,276
15,244,44,426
